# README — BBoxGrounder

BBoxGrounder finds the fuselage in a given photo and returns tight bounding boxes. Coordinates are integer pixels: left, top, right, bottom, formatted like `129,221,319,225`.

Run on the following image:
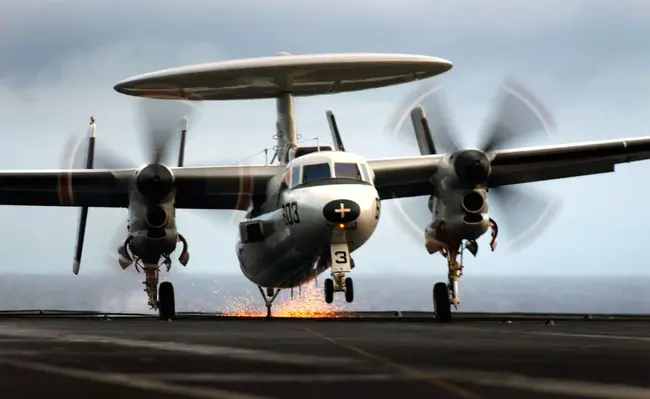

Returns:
236,150,380,288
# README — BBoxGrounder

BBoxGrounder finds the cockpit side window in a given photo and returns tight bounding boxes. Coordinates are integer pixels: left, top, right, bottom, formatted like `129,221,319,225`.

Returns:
359,163,371,183
290,165,301,188
334,162,362,181
302,163,331,183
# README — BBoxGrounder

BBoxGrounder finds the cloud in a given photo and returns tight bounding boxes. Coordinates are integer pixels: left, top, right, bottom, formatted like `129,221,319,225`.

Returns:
2,0,649,84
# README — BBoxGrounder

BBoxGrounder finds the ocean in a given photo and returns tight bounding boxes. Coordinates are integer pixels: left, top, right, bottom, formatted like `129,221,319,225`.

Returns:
0,272,647,316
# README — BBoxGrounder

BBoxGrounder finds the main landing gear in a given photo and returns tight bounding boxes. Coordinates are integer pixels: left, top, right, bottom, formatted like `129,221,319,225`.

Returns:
118,234,190,321
258,286,281,318
324,243,354,304
432,218,499,323
142,257,176,320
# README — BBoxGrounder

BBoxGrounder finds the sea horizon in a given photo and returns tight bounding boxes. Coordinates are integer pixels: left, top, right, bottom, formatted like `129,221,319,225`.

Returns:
0,272,647,316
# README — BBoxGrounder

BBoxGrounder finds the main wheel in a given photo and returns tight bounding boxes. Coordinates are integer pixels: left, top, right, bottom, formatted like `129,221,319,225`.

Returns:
158,281,176,320
344,277,354,303
433,282,451,323
266,287,274,297
324,278,334,304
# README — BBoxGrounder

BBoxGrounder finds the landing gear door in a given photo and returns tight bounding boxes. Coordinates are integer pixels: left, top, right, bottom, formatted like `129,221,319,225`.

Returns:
330,243,351,273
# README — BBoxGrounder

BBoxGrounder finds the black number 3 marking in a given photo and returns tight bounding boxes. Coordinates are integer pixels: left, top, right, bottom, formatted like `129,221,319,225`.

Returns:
375,197,381,220
334,250,348,264
283,201,300,225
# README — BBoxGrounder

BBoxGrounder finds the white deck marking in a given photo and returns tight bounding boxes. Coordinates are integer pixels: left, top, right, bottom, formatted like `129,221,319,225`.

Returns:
304,326,650,399
0,326,360,366
142,372,407,383
422,324,650,343
0,358,272,399
527,331,650,343
427,368,650,399
149,369,650,398
303,327,483,399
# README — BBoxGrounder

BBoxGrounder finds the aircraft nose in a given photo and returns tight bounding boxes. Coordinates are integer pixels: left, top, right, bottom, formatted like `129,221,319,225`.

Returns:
322,199,361,224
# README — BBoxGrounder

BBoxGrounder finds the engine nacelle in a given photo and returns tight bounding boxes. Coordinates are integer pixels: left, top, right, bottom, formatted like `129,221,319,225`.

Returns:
428,195,444,225
424,220,449,254
145,205,168,229
429,187,489,242
460,190,486,214
423,150,491,246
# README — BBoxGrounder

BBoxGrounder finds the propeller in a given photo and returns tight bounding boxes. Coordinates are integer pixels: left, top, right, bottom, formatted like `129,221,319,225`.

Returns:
61,99,201,171
386,78,562,251
60,99,254,269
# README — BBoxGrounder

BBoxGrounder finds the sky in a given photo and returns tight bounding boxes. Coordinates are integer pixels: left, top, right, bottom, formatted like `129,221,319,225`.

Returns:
1,0,649,282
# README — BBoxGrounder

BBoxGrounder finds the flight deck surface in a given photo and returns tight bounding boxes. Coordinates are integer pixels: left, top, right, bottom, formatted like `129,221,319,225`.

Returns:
0,313,648,398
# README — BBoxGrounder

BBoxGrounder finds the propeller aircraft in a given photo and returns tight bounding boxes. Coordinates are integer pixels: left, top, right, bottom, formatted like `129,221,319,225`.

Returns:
3,53,650,322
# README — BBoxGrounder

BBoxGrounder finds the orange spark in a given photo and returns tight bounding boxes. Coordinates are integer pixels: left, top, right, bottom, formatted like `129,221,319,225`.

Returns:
221,283,348,318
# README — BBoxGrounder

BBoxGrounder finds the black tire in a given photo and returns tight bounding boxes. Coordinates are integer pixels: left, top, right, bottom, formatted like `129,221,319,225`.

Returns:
344,277,354,303
433,282,451,323
266,287,274,297
158,281,176,320
324,278,334,304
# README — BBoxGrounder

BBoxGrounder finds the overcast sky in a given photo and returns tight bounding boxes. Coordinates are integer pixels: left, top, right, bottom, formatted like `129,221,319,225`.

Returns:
1,0,649,285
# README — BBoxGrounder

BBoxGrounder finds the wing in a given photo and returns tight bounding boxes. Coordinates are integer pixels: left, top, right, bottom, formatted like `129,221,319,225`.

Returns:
0,165,281,209
172,165,281,209
368,155,443,199
369,137,650,199
487,138,650,187
0,169,133,207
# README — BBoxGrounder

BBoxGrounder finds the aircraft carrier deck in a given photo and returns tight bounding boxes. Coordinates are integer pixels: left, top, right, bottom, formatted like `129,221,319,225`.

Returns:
0,311,648,398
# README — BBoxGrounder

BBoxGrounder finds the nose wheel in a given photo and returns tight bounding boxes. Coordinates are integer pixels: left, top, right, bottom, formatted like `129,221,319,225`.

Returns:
324,276,354,304
324,243,354,304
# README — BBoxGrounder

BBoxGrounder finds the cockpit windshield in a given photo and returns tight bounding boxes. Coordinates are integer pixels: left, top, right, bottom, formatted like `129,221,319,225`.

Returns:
334,162,362,180
302,163,331,183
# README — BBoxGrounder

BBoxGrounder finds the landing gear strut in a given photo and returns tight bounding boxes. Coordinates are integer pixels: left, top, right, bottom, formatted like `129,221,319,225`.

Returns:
142,256,176,320
258,286,281,318
432,218,499,323
119,233,190,321
324,243,354,304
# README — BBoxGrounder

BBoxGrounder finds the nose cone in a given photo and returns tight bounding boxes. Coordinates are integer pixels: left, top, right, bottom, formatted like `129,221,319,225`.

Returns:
453,149,491,184
137,163,174,202
323,199,361,224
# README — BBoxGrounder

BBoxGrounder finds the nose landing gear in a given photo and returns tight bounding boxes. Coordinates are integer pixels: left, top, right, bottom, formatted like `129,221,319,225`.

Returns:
324,242,354,304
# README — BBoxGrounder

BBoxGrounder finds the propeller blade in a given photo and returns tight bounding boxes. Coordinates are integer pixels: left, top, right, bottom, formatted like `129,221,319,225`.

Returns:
478,79,556,154
61,129,136,170
410,106,436,155
182,154,262,229
386,78,561,253
488,185,562,251
137,98,201,165
387,79,462,155
326,110,345,151
390,195,433,246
